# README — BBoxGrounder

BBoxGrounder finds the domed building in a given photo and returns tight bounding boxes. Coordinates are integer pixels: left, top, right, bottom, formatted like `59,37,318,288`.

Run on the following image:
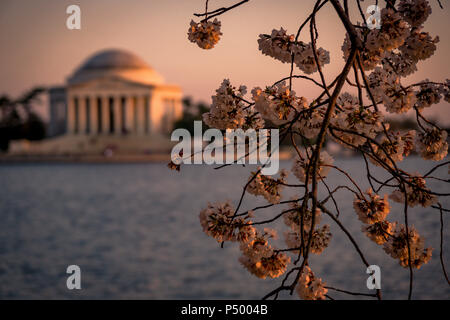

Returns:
49,49,182,141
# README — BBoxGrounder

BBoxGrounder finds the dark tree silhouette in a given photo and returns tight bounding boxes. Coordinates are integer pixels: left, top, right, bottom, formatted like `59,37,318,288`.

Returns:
0,87,46,151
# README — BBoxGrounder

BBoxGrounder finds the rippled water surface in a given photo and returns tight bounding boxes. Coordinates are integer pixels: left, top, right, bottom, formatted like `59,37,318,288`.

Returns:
0,157,449,299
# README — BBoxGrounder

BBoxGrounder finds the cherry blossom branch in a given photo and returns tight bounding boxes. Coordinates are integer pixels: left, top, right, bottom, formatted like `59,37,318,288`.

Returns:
424,161,450,177
290,43,358,296
437,203,450,285
187,0,449,302
317,202,382,300
194,0,250,22
402,186,414,300
235,198,302,217
325,286,377,297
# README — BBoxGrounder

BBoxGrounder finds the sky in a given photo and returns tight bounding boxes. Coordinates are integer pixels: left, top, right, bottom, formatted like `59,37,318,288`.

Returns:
0,0,449,124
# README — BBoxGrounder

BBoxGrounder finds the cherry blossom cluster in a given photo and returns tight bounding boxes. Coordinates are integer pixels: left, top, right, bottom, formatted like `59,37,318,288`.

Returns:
381,29,438,77
283,201,321,233
296,266,328,300
399,30,439,63
332,93,385,146
188,18,222,49
203,79,264,130
414,80,445,111
292,148,334,184
199,201,255,242
353,189,390,224
366,8,410,53
389,174,438,208
415,127,448,161
369,130,416,167
283,201,331,256
199,202,291,279
398,0,432,28
353,189,432,269
443,79,450,102
343,8,410,72
258,28,330,74
383,224,433,269
360,205,433,269
257,28,294,64
362,220,396,245
303,225,332,255
292,43,330,74
342,27,382,71
381,51,418,77
294,105,325,139
353,189,394,247
247,169,288,204
368,67,417,114
251,81,308,125
239,229,291,279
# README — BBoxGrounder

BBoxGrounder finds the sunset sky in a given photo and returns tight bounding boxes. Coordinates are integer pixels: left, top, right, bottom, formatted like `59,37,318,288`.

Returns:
1,0,449,124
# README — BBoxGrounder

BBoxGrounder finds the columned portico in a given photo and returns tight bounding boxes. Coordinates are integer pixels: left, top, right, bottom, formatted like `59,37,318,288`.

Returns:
66,94,159,136
59,49,182,139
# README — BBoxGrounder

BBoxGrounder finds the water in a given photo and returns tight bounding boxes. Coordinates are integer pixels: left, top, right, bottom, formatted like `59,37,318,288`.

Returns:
0,157,449,299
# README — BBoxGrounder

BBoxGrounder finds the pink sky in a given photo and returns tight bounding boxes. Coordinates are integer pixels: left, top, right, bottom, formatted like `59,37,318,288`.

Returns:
1,0,449,124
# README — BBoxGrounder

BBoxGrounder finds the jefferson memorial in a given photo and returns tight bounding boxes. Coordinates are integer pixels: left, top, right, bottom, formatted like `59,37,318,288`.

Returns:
22,48,184,155
49,49,182,138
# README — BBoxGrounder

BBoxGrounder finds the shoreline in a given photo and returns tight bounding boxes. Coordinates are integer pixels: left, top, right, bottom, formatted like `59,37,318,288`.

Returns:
0,154,171,164
0,150,296,164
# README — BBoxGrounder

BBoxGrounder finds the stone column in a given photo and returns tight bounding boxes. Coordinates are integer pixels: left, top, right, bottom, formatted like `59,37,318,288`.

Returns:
125,96,134,133
74,96,80,134
90,96,98,134
137,95,146,135
66,95,75,134
145,95,151,134
79,96,87,134
102,96,110,134
132,96,138,134
114,96,122,135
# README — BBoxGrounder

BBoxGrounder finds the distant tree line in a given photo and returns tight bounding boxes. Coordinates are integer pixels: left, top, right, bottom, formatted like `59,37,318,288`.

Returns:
173,97,209,134
0,87,46,151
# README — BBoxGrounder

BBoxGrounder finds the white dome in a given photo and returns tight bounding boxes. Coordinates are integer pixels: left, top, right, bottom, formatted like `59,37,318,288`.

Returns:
68,49,164,86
